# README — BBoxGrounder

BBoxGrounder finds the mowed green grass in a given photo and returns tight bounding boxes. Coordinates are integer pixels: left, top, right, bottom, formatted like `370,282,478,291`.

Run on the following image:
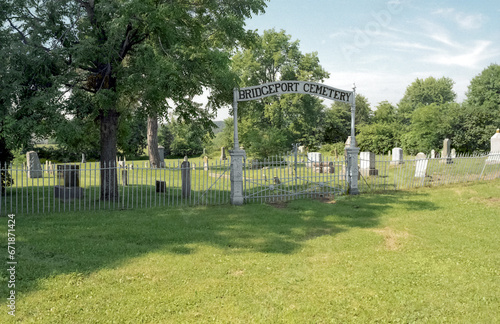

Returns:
1,179,499,323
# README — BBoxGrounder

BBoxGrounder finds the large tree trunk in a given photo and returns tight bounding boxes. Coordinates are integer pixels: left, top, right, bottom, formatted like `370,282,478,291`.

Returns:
147,113,162,168
99,109,119,201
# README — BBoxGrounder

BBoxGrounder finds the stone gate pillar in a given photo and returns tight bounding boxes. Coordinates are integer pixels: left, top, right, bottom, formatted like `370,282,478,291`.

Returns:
346,147,360,195
229,149,246,205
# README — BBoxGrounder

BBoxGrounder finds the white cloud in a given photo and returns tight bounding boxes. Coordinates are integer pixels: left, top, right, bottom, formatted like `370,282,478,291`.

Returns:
423,40,498,69
432,8,485,30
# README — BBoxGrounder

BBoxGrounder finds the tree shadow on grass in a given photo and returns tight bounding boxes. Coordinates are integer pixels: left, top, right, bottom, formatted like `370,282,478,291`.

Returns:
4,190,437,297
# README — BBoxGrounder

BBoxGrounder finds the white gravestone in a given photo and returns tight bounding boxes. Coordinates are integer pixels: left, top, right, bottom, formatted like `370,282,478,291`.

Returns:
307,152,322,168
486,129,500,164
414,152,428,178
26,151,43,178
360,152,378,176
390,148,404,166
430,150,436,159
491,129,500,152
440,138,453,164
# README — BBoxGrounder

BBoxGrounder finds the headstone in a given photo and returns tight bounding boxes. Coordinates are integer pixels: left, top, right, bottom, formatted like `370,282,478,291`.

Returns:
156,180,166,193
203,156,209,171
390,148,404,166
81,153,86,163
359,152,378,176
54,165,84,200
220,147,227,160
322,162,335,174
440,138,453,164
158,146,165,167
298,145,305,154
307,152,322,168
158,146,165,159
450,148,456,159
203,148,206,155
430,150,436,159
486,129,500,164
26,151,43,178
121,169,128,186
491,129,500,153
181,156,191,198
414,152,428,178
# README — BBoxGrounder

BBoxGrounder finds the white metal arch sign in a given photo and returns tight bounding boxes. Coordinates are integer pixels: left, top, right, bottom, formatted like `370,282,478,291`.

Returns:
236,81,354,104
232,81,356,150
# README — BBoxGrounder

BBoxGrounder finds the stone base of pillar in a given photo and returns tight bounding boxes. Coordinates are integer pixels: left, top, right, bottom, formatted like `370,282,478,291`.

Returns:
229,149,246,205
345,147,360,195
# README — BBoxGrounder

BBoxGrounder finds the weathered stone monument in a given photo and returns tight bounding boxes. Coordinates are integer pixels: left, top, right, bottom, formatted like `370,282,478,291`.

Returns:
158,146,164,159
26,151,43,178
181,156,191,198
157,145,165,167
440,138,453,164
81,153,86,163
390,148,404,166
54,165,84,200
359,152,378,176
486,129,500,164
491,129,500,152
430,150,436,159
203,156,209,171
414,152,428,178
220,147,227,161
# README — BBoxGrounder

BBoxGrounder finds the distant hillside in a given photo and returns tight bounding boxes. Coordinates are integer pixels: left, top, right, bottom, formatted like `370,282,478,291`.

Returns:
213,120,226,134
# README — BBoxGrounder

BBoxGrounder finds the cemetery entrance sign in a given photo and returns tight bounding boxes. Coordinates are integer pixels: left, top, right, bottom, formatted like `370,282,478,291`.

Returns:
236,81,353,103
230,81,360,205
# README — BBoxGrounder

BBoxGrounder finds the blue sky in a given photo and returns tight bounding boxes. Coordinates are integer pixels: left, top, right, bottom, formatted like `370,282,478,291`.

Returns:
213,0,500,119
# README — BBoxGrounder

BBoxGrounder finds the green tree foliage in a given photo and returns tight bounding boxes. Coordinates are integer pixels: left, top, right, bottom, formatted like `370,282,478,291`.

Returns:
3,0,267,200
231,29,329,158
159,118,211,157
323,102,351,144
357,101,397,154
401,103,458,155
397,76,456,126
357,123,397,154
118,111,148,158
452,64,500,152
323,94,372,145
373,101,396,124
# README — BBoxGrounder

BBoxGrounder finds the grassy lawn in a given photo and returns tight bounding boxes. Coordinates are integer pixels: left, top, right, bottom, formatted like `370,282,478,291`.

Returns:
1,179,499,323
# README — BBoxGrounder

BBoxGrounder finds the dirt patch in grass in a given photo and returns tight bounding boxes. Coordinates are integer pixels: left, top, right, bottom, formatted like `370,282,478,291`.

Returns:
371,227,410,251
316,196,336,204
479,197,500,207
469,196,500,207
267,201,289,209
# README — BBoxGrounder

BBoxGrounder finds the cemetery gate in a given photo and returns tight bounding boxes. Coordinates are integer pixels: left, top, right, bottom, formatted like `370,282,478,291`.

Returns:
243,145,348,202
230,80,359,205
